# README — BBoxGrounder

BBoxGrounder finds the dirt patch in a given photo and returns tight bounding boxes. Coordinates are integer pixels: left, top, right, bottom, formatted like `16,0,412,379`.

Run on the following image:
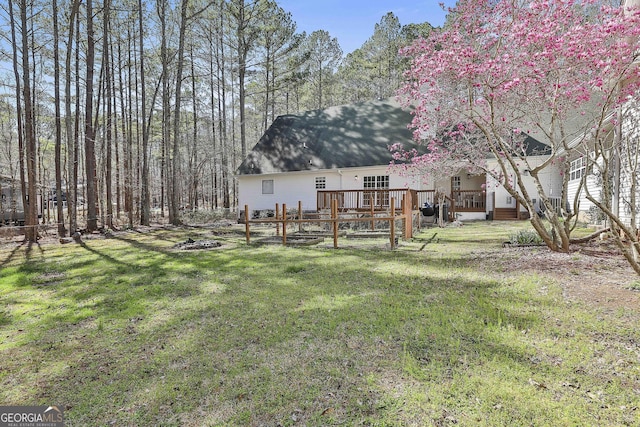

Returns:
470,239,640,312
254,236,325,246
172,238,223,250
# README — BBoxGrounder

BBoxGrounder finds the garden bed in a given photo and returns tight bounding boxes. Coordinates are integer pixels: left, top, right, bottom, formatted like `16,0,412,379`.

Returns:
254,235,325,246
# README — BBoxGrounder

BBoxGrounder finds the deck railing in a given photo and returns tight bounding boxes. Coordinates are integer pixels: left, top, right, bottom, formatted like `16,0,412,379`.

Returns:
317,189,486,215
317,188,415,211
451,190,486,212
414,190,436,208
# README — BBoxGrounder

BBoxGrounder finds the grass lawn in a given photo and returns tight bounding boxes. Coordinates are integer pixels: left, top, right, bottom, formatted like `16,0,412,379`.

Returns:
0,221,638,426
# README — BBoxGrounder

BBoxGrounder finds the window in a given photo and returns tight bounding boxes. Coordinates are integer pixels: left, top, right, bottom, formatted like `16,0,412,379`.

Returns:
570,157,586,181
363,175,390,207
315,177,326,189
363,175,389,189
452,176,461,191
262,179,274,194
363,176,374,189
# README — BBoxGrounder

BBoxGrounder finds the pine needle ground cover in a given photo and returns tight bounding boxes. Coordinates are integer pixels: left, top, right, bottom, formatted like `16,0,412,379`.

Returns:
0,223,638,426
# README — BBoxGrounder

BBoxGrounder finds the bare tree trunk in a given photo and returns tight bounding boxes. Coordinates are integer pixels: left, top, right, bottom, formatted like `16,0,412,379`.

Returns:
71,12,81,232
238,54,247,160
207,23,219,209
133,28,141,224
117,40,132,228
52,0,67,237
7,0,27,232
126,30,135,228
139,0,150,225
219,9,230,209
190,44,199,211
158,0,170,220
92,60,105,228
104,0,114,229
169,0,190,225
30,0,42,227
19,0,39,241
84,0,99,232
111,37,121,219
263,46,271,133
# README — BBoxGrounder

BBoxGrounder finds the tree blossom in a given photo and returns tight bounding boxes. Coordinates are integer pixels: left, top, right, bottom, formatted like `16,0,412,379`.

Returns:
395,0,640,252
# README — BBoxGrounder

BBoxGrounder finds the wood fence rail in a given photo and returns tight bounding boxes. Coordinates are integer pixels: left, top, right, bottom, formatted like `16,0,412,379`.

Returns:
243,196,413,249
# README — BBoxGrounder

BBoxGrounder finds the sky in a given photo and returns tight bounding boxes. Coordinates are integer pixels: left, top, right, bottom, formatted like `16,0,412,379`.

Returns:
276,0,458,55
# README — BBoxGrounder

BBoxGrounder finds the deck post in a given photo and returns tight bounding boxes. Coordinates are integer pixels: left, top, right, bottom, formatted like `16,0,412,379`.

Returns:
244,205,250,244
332,199,338,249
370,201,375,231
401,195,405,238
390,197,396,250
282,203,287,246
403,192,412,239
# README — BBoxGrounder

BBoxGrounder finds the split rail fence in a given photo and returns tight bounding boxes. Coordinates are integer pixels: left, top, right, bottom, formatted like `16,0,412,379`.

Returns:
243,196,414,249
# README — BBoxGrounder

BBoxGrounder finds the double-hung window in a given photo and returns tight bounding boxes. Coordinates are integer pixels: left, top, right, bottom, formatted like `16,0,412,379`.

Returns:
570,158,586,181
363,175,390,207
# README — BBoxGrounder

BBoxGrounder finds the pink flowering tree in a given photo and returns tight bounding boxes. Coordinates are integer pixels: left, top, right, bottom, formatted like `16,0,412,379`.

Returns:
396,0,640,252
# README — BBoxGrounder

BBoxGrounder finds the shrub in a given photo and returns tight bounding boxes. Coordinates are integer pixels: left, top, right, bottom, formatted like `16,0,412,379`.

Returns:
509,229,545,245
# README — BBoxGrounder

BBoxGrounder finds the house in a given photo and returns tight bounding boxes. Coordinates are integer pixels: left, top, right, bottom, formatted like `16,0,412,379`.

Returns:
484,136,562,221
236,98,561,221
563,100,640,226
236,99,428,217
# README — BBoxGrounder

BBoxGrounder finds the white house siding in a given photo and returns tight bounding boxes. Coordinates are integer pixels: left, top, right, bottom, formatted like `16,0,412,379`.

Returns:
618,101,640,226
237,166,428,215
238,170,336,213
568,173,600,222
619,172,634,226
485,156,561,214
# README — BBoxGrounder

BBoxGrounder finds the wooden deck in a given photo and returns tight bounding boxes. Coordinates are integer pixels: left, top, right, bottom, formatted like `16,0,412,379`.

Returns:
317,189,487,218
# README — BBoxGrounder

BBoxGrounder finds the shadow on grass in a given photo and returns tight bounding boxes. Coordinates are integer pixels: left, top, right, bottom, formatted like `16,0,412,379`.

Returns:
78,241,129,266
0,230,575,425
24,241,45,260
0,241,27,270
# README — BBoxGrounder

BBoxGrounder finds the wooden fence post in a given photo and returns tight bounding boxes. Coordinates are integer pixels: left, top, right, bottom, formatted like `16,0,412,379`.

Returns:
275,203,280,236
298,200,303,232
332,199,338,249
390,197,396,250
244,205,250,244
282,203,287,246
403,193,412,239
370,200,375,231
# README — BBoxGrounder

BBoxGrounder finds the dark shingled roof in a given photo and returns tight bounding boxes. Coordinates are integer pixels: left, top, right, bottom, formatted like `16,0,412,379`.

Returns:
521,134,552,156
237,98,552,175
237,99,421,175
